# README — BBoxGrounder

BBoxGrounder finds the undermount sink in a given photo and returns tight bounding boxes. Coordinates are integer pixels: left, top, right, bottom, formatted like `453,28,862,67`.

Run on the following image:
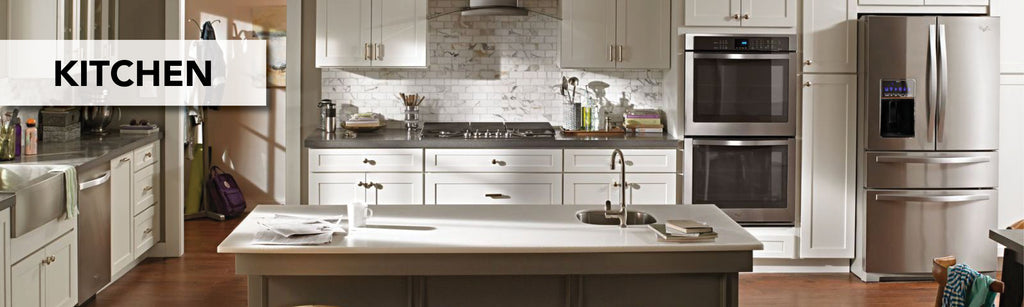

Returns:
0,164,70,237
576,209,657,226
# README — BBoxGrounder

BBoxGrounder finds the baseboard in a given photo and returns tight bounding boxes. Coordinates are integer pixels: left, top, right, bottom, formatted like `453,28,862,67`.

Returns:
752,258,852,273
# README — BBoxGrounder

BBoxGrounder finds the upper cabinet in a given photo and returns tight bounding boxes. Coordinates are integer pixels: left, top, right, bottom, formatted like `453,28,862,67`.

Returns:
684,0,796,28
316,0,427,68
992,0,1024,73
801,0,857,73
7,0,117,40
561,0,671,69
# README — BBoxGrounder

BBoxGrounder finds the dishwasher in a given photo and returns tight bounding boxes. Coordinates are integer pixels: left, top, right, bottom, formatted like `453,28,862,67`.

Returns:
77,164,111,305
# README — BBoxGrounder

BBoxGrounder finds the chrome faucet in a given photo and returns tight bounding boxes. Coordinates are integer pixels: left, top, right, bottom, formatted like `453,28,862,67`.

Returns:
605,149,628,228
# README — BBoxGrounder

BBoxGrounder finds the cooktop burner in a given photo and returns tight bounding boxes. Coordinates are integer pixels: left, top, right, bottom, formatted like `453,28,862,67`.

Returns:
422,122,556,139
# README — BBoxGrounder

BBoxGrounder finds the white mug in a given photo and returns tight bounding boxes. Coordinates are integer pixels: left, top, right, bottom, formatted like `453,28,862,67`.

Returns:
347,201,374,229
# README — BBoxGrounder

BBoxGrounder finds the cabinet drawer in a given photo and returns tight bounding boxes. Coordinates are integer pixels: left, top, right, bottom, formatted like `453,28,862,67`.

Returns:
132,142,158,172
132,164,158,215
564,149,676,173
747,228,797,259
310,149,423,172
133,206,158,258
426,173,562,205
865,152,997,189
425,149,562,172
563,173,677,205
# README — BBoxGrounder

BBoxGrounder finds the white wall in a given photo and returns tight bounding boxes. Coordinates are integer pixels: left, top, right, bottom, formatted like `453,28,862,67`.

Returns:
185,0,287,206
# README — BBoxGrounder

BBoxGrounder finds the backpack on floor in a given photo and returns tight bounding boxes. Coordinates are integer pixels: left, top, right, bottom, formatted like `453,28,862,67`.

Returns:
206,166,246,218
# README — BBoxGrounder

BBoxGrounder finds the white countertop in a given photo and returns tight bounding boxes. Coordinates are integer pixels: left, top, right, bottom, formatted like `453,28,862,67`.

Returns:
217,204,764,254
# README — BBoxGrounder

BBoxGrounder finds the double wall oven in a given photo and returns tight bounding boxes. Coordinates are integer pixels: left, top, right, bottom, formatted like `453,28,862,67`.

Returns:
682,34,798,225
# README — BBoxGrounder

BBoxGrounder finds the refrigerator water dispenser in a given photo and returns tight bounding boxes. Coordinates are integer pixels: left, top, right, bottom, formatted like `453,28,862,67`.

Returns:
879,79,915,138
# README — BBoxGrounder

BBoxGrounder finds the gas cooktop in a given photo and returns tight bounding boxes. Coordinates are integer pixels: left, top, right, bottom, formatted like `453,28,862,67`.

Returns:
421,122,556,139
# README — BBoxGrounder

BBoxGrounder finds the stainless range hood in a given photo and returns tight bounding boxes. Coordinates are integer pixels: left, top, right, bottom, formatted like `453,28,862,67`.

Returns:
461,0,528,16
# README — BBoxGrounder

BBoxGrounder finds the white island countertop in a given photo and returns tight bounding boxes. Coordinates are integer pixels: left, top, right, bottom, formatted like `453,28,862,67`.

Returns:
218,204,763,254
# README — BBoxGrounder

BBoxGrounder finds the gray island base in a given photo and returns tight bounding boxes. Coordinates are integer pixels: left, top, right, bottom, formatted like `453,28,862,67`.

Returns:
218,205,763,307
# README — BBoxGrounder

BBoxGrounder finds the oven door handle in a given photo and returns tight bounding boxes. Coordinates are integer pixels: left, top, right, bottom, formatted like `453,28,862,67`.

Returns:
692,139,791,146
691,53,793,60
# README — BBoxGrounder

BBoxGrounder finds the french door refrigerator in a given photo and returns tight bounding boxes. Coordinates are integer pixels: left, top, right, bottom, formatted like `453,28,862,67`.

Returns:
853,15,1000,282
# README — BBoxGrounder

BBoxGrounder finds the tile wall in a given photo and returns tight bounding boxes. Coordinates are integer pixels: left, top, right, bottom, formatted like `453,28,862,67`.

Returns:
320,0,666,124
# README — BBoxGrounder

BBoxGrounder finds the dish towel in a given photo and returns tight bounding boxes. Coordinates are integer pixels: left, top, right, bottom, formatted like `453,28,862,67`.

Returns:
967,274,999,307
943,264,981,307
51,166,78,219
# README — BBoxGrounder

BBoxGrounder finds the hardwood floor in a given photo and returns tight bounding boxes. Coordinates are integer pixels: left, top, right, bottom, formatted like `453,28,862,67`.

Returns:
84,217,971,307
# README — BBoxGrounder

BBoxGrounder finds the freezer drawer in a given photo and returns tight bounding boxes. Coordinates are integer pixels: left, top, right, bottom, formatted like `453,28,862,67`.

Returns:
865,190,997,274
864,152,997,189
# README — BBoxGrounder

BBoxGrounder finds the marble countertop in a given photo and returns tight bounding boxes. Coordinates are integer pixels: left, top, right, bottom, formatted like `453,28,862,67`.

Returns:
0,132,162,212
217,204,763,254
304,129,679,149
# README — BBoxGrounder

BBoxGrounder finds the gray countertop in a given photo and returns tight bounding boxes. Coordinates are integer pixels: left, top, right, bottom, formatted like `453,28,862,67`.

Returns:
0,132,163,212
304,129,679,149
991,229,1024,254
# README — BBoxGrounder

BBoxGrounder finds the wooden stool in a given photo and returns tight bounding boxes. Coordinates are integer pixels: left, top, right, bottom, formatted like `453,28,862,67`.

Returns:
932,256,1006,307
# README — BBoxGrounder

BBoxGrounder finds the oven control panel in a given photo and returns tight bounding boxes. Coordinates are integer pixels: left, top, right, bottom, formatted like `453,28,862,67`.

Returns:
690,36,792,52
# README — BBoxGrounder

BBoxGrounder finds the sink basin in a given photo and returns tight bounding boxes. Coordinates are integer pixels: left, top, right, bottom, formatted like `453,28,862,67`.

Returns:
576,209,657,226
0,164,70,237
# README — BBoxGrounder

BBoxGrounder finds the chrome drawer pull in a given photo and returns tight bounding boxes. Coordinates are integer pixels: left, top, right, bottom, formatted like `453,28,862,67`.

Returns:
875,194,990,203
874,156,990,164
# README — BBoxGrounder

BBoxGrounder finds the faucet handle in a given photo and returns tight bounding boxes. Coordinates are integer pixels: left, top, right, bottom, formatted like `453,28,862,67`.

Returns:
605,200,612,211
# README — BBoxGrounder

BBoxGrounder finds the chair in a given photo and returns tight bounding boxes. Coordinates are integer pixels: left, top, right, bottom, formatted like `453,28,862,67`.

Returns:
933,256,1006,307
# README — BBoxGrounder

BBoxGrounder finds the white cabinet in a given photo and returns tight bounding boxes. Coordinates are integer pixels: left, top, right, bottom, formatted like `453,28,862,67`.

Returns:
684,0,795,28
801,0,857,73
426,173,562,205
316,0,426,68
799,74,856,258
310,149,423,172
998,76,1024,229
561,0,670,69
563,149,677,173
309,173,423,205
425,149,562,173
564,173,677,205
109,153,133,275
992,0,1024,73
11,231,76,307
133,206,158,258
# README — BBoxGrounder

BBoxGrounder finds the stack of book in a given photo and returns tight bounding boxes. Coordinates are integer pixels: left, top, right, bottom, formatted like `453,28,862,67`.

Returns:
344,113,383,128
623,111,664,134
648,219,718,243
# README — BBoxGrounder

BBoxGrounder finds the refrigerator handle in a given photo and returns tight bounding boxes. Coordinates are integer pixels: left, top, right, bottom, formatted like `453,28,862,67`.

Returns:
937,24,949,143
928,24,938,142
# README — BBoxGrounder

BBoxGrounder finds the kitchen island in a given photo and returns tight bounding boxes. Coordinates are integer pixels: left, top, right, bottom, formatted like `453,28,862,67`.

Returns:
218,204,762,307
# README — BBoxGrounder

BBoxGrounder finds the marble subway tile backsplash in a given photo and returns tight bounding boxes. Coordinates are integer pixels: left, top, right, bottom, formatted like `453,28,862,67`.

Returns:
320,0,665,124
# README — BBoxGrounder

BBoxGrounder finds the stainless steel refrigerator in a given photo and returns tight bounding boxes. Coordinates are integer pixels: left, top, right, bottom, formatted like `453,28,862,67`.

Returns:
853,15,1000,282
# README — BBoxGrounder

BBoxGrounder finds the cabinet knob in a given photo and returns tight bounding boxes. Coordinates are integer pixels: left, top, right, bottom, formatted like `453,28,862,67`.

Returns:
144,152,153,158
742,13,750,20
357,181,367,188
612,182,621,187
362,158,375,165
804,81,813,87
491,159,506,166
732,13,740,20
804,59,813,66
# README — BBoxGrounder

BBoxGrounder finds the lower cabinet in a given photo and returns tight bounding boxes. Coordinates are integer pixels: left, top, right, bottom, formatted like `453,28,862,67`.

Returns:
563,173,677,205
110,153,133,275
133,206,158,257
425,173,562,205
11,231,77,307
309,173,423,205
799,74,857,258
